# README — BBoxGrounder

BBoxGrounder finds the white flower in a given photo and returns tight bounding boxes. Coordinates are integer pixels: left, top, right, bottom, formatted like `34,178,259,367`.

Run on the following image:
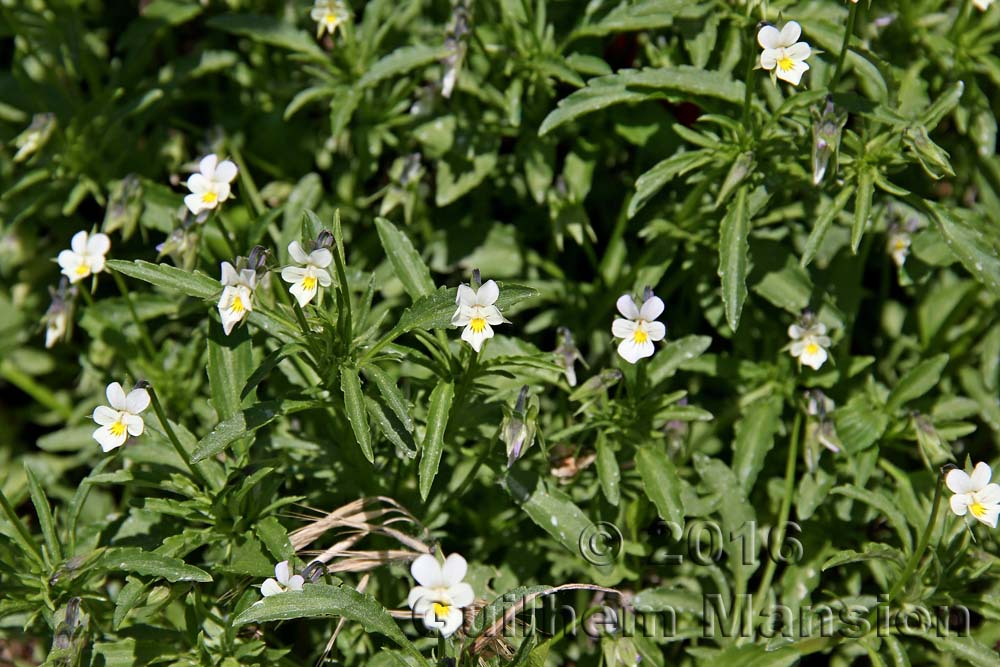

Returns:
218,261,257,335
57,231,110,284
451,279,506,352
888,229,911,267
974,0,993,10
758,21,811,86
611,293,666,364
311,0,349,37
184,154,238,216
788,320,831,370
947,462,1000,528
407,553,475,637
261,560,305,597
45,307,69,349
92,382,150,452
280,241,333,307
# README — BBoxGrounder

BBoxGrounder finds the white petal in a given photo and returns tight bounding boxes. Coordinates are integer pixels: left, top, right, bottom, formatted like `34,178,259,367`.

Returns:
411,554,443,588
281,266,308,284
214,159,238,183
779,21,802,47
788,324,804,339
309,248,333,268
214,182,231,202
616,294,639,319
456,284,477,307
617,338,653,364
87,233,111,257
126,388,150,415
946,469,973,495
93,425,127,452
950,492,971,516
441,553,467,586
970,462,993,490
976,507,999,528
976,483,1000,505
612,318,637,339
288,241,309,264
757,25,781,50
287,575,304,591
93,406,119,426
70,231,88,254
462,322,493,352
187,173,210,194
220,262,238,286
451,305,470,327
639,296,664,321
274,560,290,585
185,193,207,215
785,41,811,61
124,414,144,437
260,578,283,597
290,280,317,307
440,608,463,637
316,268,333,287
645,321,666,342
408,585,433,610
760,48,779,70
198,154,218,177
776,60,809,86
87,255,106,275
800,345,828,370
57,250,80,271
477,280,499,306
448,582,474,608
106,382,127,410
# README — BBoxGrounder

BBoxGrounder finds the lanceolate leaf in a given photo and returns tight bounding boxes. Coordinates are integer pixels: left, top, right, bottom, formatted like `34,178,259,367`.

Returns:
718,186,750,331
375,217,436,300
635,445,685,539
341,366,374,463
418,380,454,500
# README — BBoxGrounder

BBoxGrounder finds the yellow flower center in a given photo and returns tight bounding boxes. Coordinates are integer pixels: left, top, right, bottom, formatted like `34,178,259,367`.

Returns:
75,264,90,277
432,602,451,619
777,56,795,72
325,13,339,25
302,275,317,291
470,317,487,333
894,240,908,251
202,191,218,204
633,328,649,344
231,295,245,314
970,501,986,518
805,342,820,355
110,421,126,438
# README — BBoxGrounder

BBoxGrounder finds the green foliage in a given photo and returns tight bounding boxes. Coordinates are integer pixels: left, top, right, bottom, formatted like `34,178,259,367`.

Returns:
2,0,1000,666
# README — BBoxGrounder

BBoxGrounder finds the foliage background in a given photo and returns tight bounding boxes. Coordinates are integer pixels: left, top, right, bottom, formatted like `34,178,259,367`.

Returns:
2,0,1000,665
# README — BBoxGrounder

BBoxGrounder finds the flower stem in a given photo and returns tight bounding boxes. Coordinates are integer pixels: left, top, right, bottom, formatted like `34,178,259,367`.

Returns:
111,271,157,359
741,41,757,131
829,2,859,91
212,212,239,259
752,410,802,618
886,470,945,603
148,386,208,487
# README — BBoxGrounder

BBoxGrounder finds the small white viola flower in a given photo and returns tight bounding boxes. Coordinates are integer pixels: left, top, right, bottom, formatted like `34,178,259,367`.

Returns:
280,241,333,307
311,0,349,38
758,21,812,86
407,553,475,638
260,560,305,597
451,277,506,353
43,282,75,349
947,462,1000,528
184,154,238,216
92,382,150,452
611,291,666,364
974,0,993,10
57,231,111,284
218,261,257,336
788,317,831,370
888,228,911,268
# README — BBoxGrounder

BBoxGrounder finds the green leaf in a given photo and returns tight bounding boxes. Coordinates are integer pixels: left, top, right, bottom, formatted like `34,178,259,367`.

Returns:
647,335,713,386
366,396,417,458
886,354,949,412
358,45,450,90
375,217,436,299
96,547,213,583
830,486,913,553
208,324,253,422
386,284,537,339
341,366,374,463
801,186,854,268
834,393,889,453
24,464,61,563
928,203,1000,292
113,578,147,630
363,365,414,433
233,584,424,663
595,433,620,506
418,380,454,500
719,186,750,331
539,67,744,135
107,259,217,299
922,636,1000,667
635,446,685,540
571,0,708,39
731,396,783,494
191,400,313,463
821,544,905,571
629,150,714,218
852,167,875,252
753,258,813,315
206,14,325,60
505,470,597,557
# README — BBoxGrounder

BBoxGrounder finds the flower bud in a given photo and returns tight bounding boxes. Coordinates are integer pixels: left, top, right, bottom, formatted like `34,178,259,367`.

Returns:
811,98,847,185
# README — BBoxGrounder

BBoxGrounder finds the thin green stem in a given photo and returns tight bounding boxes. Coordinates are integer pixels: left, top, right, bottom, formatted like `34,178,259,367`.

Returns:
829,2,858,91
111,271,156,359
741,45,757,132
752,411,803,618
148,386,208,488
0,486,46,567
886,471,945,603
212,212,239,258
